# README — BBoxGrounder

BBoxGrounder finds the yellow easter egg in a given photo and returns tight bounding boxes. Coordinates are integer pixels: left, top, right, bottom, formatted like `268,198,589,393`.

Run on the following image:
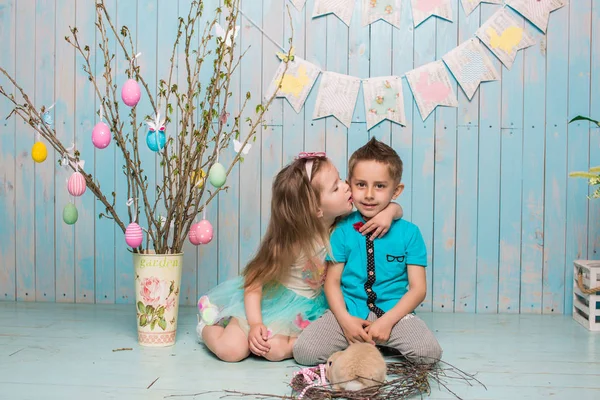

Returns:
191,168,206,188
31,141,48,163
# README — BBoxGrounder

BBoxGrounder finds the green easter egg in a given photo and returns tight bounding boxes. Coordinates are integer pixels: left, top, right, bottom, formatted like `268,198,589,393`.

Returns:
63,203,79,225
209,163,227,188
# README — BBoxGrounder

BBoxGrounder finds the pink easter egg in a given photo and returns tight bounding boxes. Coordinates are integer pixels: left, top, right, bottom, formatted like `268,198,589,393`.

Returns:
189,222,202,246
194,219,213,245
125,222,143,248
67,171,87,197
121,78,141,107
92,121,111,149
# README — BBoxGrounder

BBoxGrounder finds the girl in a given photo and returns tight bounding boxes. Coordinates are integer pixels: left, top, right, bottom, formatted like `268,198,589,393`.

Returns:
196,153,402,362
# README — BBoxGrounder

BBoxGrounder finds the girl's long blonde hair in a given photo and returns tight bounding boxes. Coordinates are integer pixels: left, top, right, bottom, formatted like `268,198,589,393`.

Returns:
242,156,331,290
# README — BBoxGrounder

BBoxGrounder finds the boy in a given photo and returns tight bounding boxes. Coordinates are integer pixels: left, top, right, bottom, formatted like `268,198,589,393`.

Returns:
293,138,442,366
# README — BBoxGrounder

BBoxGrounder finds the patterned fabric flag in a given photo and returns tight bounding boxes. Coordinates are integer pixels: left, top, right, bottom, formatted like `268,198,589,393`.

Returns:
460,0,502,17
506,0,567,33
442,38,500,100
405,60,458,120
313,0,356,26
410,0,453,27
475,8,535,69
313,72,361,128
362,0,402,28
264,57,321,113
362,76,407,130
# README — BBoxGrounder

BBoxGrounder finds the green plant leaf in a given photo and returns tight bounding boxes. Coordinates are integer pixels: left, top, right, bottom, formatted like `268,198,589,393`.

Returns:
157,307,165,318
569,115,600,126
158,318,167,330
569,172,599,179
137,301,146,314
150,319,157,330
146,305,155,315
140,314,148,327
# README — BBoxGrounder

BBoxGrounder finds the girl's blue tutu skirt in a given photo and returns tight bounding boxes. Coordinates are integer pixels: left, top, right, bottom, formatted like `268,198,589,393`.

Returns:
197,276,328,338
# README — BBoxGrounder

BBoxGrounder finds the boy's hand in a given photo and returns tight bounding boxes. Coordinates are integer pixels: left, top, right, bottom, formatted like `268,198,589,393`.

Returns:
359,207,394,240
365,318,394,344
339,315,374,344
248,323,270,356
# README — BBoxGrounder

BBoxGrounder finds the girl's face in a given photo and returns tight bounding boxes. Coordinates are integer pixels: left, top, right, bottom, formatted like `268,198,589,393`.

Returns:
313,162,353,225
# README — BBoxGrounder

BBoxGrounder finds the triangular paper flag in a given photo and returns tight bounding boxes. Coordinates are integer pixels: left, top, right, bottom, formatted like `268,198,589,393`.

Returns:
312,0,356,26
506,0,567,33
290,0,307,11
362,0,402,28
313,72,361,128
475,8,535,69
405,60,458,120
410,0,453,27
460,0,502,17
362,76,407,130
442,38,500,100
265,57,321,113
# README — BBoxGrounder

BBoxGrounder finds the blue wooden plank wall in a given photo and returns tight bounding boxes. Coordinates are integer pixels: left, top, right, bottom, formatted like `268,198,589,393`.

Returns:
0,0,598,315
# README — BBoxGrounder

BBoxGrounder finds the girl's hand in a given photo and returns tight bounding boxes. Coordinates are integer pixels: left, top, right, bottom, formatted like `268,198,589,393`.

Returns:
248,323,270,356
365,318,394,344
359,207,394,240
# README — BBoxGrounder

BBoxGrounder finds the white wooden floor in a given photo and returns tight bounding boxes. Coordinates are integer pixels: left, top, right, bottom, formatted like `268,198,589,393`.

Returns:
1,302,599,400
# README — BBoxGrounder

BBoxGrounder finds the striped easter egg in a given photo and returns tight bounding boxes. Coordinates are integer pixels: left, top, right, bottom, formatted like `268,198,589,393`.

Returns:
67,172,87,197
125,222,143,248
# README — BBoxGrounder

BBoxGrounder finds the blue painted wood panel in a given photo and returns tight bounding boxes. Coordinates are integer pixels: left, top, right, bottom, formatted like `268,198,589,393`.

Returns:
0,0,597,315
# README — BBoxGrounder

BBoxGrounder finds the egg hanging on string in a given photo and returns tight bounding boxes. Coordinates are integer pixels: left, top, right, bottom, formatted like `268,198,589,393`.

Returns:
92,121,111,149
208,163,227,188
63,203,78,225
146,126,166,152
193,219,213,245
121,78,141,107
31,141,48,163
67,171,87,197
125,222,143,248
188,222,202,246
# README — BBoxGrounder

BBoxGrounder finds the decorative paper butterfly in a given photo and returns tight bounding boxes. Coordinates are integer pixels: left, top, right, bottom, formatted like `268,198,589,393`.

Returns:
214,23,240,48
233,139,251,155
276,46,295,63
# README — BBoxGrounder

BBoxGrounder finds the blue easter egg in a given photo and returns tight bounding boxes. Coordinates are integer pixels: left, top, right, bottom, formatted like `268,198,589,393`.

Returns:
42,112,53,126
146,129,166,152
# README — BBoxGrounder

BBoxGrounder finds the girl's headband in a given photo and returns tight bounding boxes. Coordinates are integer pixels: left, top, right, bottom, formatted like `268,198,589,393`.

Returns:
297,152,326,181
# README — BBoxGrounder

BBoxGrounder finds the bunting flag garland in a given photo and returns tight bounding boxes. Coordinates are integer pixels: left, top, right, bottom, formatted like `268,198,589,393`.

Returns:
506,0,567,33
362,76,407,129
460,0,502,17
313,0,356,26
290,0,307,11
442,38,500,100
410,0,453,28
264,57,321,113
313,71,361,128
405,61,458,120
475,8,535,69
362,0,402,28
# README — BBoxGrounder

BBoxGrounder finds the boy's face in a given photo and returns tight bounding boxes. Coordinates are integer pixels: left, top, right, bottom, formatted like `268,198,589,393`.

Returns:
349,160,404,220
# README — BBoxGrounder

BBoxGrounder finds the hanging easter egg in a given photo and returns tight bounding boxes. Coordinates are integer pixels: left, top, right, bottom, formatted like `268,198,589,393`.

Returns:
125,222,143,248
31,141,47,163
190,169,206,188
67,171,87,197
145,126,166,152
208,163,227,188
42,111,53,126
92,121,111,149
188,222,202,246
63,203,78,225
121,78,141,107
194,219,213,245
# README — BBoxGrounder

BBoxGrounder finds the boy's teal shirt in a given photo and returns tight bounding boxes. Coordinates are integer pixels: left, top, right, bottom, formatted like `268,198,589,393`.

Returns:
326,211,427,319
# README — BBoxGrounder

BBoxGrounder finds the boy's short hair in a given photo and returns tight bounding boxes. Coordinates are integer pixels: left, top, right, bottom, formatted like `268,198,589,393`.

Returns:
348,137,403,183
